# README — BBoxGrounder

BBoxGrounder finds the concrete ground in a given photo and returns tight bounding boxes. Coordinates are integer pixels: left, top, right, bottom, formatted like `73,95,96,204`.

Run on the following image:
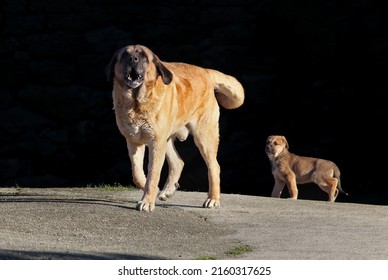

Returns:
0,187,387,260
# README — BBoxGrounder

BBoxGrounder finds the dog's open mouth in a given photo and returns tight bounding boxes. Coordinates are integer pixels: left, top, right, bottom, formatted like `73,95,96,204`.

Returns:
125,68,144,89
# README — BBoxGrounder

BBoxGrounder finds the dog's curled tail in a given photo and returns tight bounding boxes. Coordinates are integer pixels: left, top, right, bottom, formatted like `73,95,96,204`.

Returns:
207,69,245,109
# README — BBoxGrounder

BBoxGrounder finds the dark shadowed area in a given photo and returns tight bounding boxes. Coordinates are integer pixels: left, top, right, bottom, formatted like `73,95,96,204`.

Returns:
0,0,387,205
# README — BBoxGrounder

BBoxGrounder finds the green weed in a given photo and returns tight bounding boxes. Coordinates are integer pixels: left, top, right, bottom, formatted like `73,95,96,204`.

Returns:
227,244,253,256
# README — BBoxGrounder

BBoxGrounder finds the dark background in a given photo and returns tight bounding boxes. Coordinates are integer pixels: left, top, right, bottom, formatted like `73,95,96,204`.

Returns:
0,0,386,205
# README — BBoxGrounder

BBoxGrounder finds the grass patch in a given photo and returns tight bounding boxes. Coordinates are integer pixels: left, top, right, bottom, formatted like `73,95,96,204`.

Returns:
195,245,253,260
195,256,217,260
85,182,136,191
227,244,253,256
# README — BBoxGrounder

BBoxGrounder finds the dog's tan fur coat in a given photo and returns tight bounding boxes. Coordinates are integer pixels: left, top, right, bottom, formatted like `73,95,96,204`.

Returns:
265,135,348,202
106,45,244,211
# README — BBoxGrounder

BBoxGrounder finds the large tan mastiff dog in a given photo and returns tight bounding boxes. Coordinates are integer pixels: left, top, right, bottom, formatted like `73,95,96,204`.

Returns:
106,45,244,212
265,135,348,202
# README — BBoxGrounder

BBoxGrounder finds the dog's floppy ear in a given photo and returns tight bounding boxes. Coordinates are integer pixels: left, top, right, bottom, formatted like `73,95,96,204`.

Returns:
282,136,289,149
105,48,123,82
152,54,173,85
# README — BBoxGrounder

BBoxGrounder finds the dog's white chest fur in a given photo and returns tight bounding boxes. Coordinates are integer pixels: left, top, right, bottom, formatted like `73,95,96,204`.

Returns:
113,92,152,141
115,109,153,141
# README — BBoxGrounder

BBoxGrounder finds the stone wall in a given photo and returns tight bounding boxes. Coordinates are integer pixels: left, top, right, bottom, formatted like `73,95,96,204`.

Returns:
1,0,387,204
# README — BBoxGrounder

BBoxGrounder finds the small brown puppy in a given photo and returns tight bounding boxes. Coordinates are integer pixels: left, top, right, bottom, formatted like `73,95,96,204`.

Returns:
265,135,348,202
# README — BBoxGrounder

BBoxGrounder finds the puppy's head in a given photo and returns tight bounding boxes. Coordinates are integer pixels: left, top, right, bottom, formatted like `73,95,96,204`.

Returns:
265,135,289,158
105,45,173,88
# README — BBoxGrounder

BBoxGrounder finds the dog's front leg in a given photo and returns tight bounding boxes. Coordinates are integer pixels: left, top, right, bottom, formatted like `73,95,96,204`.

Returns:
284,173,298,199
127,141,146,190
271,177,285,198
136,140,167,212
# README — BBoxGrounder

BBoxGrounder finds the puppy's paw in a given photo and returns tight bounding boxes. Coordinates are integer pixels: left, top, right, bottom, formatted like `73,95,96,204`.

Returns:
136,200,155,212
203,198,220,208
158,183,179,201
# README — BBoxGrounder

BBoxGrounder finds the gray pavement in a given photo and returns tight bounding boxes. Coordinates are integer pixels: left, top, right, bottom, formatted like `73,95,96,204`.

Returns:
0,187,387,260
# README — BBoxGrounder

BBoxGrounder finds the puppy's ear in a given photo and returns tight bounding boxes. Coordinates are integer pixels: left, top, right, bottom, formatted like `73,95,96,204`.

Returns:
282,136,289,149
153,54,173,85
105,48,123,82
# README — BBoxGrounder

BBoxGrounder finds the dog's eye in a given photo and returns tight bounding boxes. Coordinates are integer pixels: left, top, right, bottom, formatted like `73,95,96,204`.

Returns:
135,49,147,59
274,141,278,145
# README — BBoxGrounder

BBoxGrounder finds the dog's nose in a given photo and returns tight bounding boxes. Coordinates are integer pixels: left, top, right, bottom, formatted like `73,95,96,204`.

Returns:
129,55,139,63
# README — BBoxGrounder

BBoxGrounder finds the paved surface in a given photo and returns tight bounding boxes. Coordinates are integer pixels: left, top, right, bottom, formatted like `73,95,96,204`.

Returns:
0,187,387,260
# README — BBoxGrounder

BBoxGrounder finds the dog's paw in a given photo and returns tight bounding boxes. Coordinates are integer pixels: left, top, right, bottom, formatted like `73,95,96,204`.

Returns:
203,198,220,209
136,200,155,212
158,183,179,201
158,191,171,201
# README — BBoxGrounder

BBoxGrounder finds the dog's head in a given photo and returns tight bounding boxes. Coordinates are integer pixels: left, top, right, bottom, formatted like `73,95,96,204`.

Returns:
105,45,173,89
265,135,289,158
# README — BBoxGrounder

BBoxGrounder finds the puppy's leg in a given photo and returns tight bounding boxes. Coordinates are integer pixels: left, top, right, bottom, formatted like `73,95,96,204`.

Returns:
271,177,285,198
327,177,339,202
333,188,339,201
192,118,221,208
159,138,184,201
315,177,339,202
127,141,146,190
284,173,298,199
136,140,167,212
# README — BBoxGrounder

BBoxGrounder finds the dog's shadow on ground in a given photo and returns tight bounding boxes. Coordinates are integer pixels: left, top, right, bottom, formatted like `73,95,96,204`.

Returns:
0,193,136,211
0,249,162,260
158,202,203,209
0,192,206,211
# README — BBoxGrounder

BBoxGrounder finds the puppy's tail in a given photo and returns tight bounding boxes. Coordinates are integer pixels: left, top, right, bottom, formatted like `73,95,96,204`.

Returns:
207,69,245,109
337,177,348,196
334,168,349,196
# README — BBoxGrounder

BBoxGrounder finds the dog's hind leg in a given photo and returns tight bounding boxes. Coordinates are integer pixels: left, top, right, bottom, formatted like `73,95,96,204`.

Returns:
327,177,339,202
159,138,184,201
316,177,338,202
191,118,221,208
